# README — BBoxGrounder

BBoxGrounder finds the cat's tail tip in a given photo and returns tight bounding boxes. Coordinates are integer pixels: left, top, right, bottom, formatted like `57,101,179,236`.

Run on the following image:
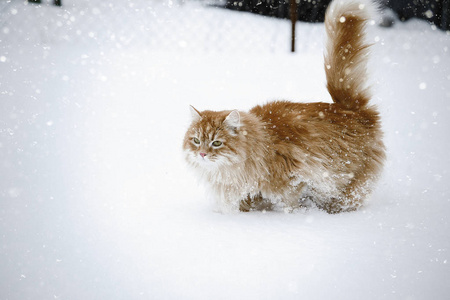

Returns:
324,0,379,110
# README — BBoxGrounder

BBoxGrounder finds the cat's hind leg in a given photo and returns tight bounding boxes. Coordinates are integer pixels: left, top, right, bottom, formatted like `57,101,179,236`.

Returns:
281,182,309,212
319,172,373,214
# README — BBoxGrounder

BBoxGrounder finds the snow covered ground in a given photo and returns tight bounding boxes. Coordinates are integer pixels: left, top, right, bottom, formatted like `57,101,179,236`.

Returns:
1,0,449,299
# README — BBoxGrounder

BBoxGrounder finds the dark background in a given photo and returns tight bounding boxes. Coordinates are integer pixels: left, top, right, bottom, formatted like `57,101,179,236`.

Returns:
223,0,450,30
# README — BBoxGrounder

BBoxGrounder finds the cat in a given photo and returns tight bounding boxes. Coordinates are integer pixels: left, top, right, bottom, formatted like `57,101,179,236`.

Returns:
183,0,385,214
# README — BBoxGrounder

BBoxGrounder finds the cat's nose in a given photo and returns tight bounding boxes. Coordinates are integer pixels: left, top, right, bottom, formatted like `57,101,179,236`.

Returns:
200,153,207,158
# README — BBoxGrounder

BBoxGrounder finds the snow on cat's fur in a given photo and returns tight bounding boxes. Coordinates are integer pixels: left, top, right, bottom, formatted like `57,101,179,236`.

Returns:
183,0,385,213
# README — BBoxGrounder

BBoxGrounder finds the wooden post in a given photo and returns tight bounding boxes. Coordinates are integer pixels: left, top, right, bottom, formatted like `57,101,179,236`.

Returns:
290,0,298,52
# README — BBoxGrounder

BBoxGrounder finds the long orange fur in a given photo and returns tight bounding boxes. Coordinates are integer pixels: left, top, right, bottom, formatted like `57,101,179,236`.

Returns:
183,0,385,213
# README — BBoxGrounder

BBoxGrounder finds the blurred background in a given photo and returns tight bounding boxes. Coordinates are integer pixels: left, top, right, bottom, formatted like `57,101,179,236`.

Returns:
0,0,449,51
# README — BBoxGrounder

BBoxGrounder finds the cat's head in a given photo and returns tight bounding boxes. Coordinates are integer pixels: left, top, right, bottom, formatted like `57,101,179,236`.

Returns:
183,106,244,170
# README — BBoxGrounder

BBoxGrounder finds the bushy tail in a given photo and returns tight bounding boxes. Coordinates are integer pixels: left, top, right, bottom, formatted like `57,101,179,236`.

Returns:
324,0,376,110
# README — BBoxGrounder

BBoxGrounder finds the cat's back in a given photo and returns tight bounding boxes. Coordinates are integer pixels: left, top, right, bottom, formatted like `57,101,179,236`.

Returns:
250,100,327,122
249,100,382,147
249,100,327,146
250,100,380,129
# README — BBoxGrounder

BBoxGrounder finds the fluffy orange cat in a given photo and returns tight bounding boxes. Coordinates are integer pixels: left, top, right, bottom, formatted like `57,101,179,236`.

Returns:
183,0,385,213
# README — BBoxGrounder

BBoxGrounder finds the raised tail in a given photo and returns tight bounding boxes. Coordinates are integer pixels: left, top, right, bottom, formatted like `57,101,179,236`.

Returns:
324,0,376,110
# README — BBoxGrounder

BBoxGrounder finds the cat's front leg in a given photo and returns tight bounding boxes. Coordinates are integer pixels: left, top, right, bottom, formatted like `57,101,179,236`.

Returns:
212,187,242,214
239,193,265,212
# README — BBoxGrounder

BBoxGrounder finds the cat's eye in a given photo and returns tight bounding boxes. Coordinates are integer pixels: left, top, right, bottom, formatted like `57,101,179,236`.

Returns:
193,138,200,145
212,141,222,147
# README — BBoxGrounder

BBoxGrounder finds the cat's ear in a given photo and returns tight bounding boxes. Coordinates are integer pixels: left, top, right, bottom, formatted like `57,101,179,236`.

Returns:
189,105,202,123
224,110,241,132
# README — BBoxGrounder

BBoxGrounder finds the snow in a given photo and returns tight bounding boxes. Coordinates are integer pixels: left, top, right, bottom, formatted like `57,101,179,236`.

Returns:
1,0,450,299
